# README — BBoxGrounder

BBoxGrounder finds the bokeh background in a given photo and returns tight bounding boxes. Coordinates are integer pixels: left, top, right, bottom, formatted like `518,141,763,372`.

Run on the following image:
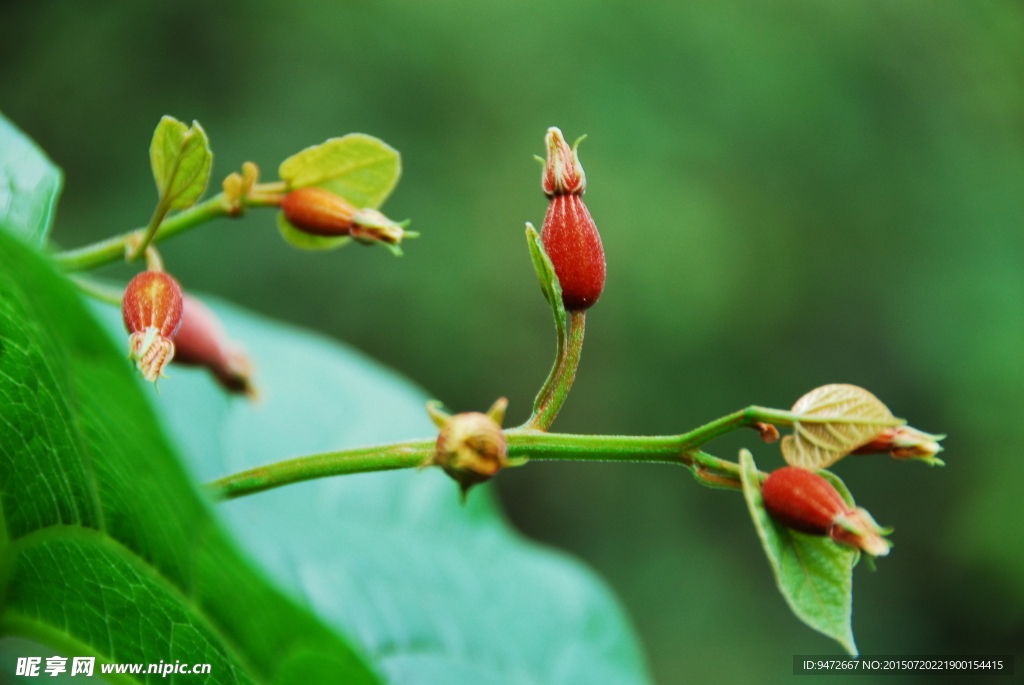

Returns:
3,0,1023,681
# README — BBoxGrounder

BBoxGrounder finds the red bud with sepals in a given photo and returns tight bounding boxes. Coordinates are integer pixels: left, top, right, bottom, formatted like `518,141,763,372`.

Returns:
762,466,892,557
539,127,605,311
122,271,183,383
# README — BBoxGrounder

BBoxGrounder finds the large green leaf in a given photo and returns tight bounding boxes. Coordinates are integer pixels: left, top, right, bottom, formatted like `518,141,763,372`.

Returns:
0,111,62,246
738,450,859,655
89,294,651,685
0,230,379,684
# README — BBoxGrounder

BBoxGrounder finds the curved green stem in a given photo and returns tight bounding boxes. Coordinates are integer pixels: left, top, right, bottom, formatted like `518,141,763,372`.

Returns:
52,192,282,272
206,405,789,500
525,309,586,430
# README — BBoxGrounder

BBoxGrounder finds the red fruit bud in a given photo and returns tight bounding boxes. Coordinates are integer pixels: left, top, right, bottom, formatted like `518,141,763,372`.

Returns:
172,295,256,397
281,187,357,236
762,466,892,557
122,271,184,383
851,425,945,465
540,127,605,311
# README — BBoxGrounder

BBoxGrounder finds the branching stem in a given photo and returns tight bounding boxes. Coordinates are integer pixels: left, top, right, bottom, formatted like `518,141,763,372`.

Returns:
206,405,789,500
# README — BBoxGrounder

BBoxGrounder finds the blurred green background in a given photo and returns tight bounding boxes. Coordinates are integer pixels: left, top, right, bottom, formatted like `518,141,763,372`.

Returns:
3,0,1022,681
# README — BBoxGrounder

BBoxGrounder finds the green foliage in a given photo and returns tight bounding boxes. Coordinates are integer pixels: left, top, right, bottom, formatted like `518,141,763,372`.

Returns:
276,212,352,251
150,115,212,210
526,222,566,341
278,134,401,209
86,294,652,685
0,112,62,247
0,230,378,684
739,450,858,655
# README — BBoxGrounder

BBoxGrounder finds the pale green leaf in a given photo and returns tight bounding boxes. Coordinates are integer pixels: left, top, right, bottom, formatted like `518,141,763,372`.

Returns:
150,115,213,210
739,450,859,656
0,111,62,246
277,212,352,251
781,384,904,469
88,294,652,685
278,135,400,209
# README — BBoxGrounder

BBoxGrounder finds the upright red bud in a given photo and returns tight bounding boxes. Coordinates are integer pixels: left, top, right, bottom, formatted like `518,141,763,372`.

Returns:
172,295,256,398
540,127,605,311
762,466,892,557
122,271,183,383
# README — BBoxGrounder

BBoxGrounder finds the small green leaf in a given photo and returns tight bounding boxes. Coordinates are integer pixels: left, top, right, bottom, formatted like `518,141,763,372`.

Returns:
278,135,401,209
0,111,63,246
150,115,213,210
276,212,352,251
739,450,859,655
526,222,566,341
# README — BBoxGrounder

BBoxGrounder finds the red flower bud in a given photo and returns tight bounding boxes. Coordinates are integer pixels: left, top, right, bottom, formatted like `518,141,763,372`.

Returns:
281,186,356,236
122,271,183,383
540,127,605,311
851,425,945,465
762,466,892,557
281,187,413,250
172,295,256,397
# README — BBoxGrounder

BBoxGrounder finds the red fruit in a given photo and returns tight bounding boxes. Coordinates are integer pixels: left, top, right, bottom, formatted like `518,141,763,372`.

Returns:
281,187,356,236
761,466,848,536
173,295,255,397
761,466,893,557
122,271,184,382
541,194,606,310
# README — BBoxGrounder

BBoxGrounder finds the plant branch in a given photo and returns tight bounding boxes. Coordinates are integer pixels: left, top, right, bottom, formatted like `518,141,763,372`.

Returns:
206,406,791,500
208,439,436,500
52,190,283,273
525,309,586,430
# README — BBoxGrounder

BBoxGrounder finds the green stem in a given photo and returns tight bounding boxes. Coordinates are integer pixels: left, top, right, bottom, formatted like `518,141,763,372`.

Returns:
52,192,281,272
209,439,436,500
206,405,789,500
525,309,586,430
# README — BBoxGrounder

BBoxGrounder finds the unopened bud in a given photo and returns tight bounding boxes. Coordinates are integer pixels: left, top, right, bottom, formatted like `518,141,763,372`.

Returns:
540,127,605,311
762,466,892,557
427,398,509,497
281,187,357,236
173,295,256,398
542,126,586,196
281,187,414,253
122,271,183,383
852,425,945,466
753,422,780,443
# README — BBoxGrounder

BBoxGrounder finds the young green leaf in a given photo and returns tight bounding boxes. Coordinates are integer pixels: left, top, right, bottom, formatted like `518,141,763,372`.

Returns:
278,134,401,209
277,212,352,251
0,111,62,246
526,222,567,342
739,450,859,656
781,384,904,469
150,115,213,210
0,231,379,684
